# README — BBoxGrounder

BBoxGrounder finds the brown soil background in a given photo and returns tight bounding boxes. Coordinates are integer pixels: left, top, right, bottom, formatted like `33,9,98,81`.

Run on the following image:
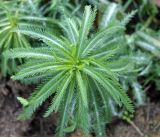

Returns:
0,75,160,137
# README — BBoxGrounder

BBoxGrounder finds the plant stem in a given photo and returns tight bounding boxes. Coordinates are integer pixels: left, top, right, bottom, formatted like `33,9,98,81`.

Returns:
129,121,144,137
123,0,132,11
141,16,153,31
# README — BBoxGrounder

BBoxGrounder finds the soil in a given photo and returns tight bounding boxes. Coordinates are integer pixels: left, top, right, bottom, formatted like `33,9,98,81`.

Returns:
107,103,160,137
0,75,57,137
0,75,32,137
0,75,160,137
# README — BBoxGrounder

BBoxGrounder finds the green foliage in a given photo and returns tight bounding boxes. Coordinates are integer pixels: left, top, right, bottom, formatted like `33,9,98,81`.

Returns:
96,1,146,107
17,97,29,107
1,0,160,136
0,0,57,75
135,29,160,91
5,6,134,137
97,0,159,108
49,0,82,17
122,111,134,123
0,0,30,74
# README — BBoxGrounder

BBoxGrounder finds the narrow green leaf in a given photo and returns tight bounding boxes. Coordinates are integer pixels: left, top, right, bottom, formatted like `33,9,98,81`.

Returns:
17,97,29,107
76,71,88,108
